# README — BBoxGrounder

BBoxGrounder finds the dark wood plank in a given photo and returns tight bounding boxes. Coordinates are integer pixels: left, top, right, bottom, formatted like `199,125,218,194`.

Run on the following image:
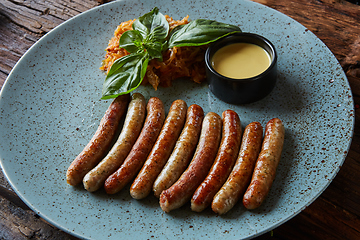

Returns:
256,196,360,240
0,0,360,239
0,196,77,240
254,0,360,71
321,141,360,215
0,14,38,86
0,185,30,210
0,0,102,88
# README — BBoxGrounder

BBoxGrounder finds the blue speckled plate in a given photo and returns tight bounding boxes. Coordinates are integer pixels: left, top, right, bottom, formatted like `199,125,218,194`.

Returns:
0,0,354,239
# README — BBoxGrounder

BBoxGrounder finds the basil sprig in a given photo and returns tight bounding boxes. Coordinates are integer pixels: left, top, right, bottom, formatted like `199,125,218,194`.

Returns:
101,7,241,99
167,19,242,48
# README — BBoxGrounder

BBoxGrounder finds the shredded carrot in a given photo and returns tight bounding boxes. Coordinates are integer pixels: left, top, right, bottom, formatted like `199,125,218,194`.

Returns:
100,15,207,90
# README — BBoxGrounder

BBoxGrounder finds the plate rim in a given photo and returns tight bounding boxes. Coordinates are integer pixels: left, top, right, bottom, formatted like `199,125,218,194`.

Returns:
0,0,355,239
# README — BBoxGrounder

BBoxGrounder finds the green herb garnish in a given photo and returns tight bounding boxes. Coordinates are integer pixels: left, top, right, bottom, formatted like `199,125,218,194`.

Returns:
101,7,241,99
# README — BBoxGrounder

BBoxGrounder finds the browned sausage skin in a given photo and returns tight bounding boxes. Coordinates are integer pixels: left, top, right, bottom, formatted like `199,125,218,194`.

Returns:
82,93,146,192
66,94,130,186
243,118,285,210
130,100,188,200
191,110,242,212
212,122,263,214
159,112,222,213
153,104,204,198
104,97,165,194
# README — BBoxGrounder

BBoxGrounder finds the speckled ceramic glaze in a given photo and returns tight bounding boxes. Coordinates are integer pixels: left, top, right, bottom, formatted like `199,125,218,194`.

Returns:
0,0,354,239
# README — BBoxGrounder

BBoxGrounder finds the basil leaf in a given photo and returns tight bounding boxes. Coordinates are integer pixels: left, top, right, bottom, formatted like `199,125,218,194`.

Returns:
119,30,144,53
101,8,244,99
168,19,241,48
143,41,164,60
133,7,169,43
101,52,149,99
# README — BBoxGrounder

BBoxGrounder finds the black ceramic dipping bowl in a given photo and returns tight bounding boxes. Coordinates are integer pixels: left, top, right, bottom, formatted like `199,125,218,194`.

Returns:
205,32,277,104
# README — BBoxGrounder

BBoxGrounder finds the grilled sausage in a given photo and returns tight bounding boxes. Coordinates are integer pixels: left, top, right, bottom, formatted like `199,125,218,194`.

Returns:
243,118,285,210
211,122,263,214
191,110,242,212
130,100,187,199
82,93,146,192
153,104,204,198
104,97,165,194
66,94,130,186
159,112,222,213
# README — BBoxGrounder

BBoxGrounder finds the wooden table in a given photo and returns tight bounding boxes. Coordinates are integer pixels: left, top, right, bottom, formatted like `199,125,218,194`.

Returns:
0,0,359,239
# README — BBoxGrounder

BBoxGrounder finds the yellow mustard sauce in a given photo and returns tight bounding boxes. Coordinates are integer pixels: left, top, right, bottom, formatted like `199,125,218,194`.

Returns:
211,43,271,79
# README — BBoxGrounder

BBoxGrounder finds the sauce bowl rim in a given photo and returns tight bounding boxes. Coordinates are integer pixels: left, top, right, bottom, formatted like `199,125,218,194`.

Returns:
205,32,278,82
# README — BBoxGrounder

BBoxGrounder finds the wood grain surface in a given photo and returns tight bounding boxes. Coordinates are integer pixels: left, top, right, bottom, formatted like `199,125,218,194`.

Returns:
0,0,359,239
